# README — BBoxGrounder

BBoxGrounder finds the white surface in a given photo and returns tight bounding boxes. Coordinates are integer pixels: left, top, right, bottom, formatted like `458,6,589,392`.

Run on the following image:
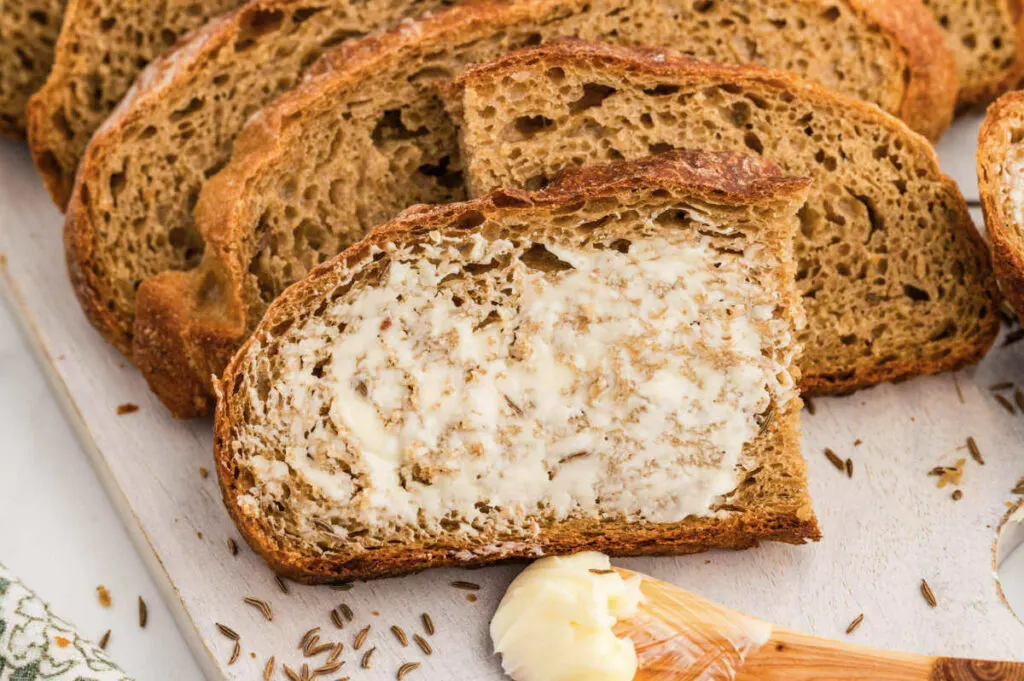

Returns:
1,107,1024,681
0,294,204,681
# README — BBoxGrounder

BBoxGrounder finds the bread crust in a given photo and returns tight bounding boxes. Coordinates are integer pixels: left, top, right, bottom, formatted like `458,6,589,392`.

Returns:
979,90,1024,319
215,150,819,582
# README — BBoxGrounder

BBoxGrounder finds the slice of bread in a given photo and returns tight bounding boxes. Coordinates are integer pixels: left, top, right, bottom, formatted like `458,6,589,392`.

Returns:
444,41,1001,395
922,0,1024,107
215,150,820,582
978,91,1024,317
128,0,959,418
26,0,246,206
62,0,449,358
0,0,66,137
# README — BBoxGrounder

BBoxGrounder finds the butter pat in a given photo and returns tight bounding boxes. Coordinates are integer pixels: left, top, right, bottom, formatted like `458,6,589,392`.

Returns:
491,552,643,681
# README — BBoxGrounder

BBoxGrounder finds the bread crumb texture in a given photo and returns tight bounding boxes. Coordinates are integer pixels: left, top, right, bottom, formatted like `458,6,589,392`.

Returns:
228,209,797,548
0,0,65,136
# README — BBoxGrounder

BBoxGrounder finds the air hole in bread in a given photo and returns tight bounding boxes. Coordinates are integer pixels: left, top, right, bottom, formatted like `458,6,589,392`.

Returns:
513,114,555,138
644,84,681,96
519,242,575,272
292,6,326,25
408,66,452,83
569,83,617,113
235,9,285,53
902,284,931,302
417,156,463,189
372,110,428,146
169,97,205,122
744,132,764,155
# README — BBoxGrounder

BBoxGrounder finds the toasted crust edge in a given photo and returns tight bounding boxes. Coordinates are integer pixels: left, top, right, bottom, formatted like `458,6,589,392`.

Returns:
979,90,1024,319
214,150,819,582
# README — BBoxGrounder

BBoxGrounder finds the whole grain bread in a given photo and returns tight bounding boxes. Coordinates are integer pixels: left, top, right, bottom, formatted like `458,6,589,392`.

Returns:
443,41,1001,395
215,150,819,582
978,91,1024,318
128,0,958,417
922,0,1024,107
26,0,246,207
0,0,66,138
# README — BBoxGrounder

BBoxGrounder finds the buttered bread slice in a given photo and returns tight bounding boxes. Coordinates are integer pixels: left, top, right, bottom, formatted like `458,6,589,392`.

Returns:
215,151,819,582
444,41,1001,395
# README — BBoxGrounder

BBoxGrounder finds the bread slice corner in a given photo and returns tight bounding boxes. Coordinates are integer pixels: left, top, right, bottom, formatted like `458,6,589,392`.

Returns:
215,150,819,582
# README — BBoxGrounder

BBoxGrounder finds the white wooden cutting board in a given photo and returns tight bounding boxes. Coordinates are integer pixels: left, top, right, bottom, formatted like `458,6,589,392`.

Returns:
1,112,1023,681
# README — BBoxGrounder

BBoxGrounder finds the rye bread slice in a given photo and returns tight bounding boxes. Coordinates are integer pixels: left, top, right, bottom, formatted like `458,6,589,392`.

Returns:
922,0,1024,107
443,40,1001,395
978,91,1024,318
0,0,66,138
127,0,958,417
215,149,819,583
26,0,246,206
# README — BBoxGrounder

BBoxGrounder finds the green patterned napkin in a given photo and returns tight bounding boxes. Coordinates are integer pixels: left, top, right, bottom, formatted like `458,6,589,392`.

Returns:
0,562,132,680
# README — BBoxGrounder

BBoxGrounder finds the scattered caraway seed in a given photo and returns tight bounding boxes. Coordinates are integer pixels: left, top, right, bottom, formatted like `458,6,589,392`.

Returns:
421,613,435,636
227,538,238,556
413,634,432,655
845,613,864,635
853,439,863,446
327,642,344,664
302,634,321,656
299,626,320,650
301,663,310,680
805,396,816,415
824,448,846,472
354,625,371,650
920,579,937,607
331,608,345,629
283,664,301,681
331,582,354,592
244,596,273,621
315,660,346,676
340,603,354,621
967,437,985,465
952,490,963,501
99,630,111,650
953,373,965,404
451,581,480,591
138,597,147,628
845,458,853,478
588,569,615,575
216,623,239,640
264,657,275,681
308,642,333,657
397,662,421,680
199,467,209,478
1013,479,1024,495
116,403,139,415
996,393,1018,414
228,640,240,665
1005,328,1024,346
391,625,409,646
361,647,376,669
990,382,1014,391
1016,389,1024,414
275,575,290,594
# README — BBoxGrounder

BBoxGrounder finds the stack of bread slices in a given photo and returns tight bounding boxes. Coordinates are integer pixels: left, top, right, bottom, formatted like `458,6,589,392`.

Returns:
5,0,1017,582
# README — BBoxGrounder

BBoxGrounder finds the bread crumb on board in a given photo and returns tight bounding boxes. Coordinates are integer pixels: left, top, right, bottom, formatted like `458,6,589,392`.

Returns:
96,585,112,607
116,403,139,415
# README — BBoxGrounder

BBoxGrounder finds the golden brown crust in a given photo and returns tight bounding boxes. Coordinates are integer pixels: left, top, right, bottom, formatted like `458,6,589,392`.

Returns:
129,0,960,417
846,0,958,140
979,91,1024,319
214,150,819,582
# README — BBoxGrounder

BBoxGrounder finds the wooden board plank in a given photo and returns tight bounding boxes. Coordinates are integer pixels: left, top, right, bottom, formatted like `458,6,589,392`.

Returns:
1,112,1022,681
